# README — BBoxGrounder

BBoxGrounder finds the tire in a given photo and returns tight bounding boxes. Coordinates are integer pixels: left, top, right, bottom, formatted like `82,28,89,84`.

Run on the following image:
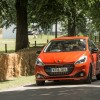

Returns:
85,66,92,84
54,80,59,83
96,74,100,80
36,80,45,86
53,80,60,84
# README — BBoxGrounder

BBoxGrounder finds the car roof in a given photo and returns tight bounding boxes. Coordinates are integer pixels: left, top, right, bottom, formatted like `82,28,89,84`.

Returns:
52,36,89,41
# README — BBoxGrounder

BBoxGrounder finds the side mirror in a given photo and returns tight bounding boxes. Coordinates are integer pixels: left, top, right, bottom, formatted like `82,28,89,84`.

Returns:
91,48,98,53
36,51,41,55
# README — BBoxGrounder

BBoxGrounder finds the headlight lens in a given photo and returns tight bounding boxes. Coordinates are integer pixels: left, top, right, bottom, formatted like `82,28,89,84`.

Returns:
75,56,87,65
35,58,45,66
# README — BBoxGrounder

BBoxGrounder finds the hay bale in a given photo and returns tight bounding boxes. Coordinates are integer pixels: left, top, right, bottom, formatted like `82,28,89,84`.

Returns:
0,54,9,81
0,50,37,81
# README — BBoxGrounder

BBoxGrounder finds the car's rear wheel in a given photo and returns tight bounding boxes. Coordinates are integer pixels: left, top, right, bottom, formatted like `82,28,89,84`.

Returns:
96,74,100,80
85,66,92,84
36,80,45,86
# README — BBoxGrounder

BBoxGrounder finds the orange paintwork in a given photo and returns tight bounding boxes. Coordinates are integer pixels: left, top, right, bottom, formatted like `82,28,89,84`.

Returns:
35,36,100,82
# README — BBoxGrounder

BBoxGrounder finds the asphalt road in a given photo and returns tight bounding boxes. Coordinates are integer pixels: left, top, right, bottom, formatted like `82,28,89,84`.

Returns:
0,79,100,100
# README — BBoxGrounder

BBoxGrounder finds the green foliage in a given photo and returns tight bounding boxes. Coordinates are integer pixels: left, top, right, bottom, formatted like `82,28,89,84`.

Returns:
89,0,100,31
0,0,16,28
0,0,100,38
28,0,64,30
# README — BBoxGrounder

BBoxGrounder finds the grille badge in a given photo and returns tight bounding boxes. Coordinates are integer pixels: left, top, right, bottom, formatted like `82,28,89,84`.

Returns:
57,60,61,63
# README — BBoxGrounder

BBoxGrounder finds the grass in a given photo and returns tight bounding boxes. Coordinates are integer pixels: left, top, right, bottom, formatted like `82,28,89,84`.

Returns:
0,76,35,90
0,38,15,53
29,34,55,43
0,34,56,53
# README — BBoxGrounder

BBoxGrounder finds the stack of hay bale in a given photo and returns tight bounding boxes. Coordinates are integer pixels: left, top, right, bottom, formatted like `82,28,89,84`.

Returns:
0,50,37,81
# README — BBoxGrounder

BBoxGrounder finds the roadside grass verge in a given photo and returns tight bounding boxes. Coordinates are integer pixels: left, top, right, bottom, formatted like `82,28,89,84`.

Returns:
0,76,35,90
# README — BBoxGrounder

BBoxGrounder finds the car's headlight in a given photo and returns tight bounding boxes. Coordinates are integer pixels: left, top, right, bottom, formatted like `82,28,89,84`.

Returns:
75,56,87,65
35,58,45,66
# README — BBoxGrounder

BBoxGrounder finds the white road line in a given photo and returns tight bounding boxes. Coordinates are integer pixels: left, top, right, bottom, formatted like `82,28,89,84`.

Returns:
0,84,100,92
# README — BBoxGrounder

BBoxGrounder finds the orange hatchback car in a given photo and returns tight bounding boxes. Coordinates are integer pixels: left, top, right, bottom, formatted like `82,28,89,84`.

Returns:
35,36,100,85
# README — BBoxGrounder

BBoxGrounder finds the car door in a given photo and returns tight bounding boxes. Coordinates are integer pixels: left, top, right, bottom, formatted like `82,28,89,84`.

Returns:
88,40,100,75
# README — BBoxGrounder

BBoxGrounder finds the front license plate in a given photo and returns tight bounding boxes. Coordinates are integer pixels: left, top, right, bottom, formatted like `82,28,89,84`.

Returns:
51,68,68,72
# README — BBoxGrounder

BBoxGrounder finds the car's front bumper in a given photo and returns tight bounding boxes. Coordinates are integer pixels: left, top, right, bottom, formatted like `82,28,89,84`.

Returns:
35,62,89,81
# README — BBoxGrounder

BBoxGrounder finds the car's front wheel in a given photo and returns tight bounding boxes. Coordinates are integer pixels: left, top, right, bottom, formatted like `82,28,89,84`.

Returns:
54,80,59,83
85,66,92,84
36,80,45,86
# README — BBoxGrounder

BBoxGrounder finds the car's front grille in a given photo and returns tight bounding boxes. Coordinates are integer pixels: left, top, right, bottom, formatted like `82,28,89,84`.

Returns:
44,64,74,76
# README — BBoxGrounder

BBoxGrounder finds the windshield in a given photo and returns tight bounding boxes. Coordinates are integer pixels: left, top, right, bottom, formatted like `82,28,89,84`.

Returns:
44,39,86,52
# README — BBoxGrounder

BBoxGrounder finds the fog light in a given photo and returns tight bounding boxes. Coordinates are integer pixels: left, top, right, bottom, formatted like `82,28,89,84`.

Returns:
74,71,85,77
80,73,84,77
36,74,44,79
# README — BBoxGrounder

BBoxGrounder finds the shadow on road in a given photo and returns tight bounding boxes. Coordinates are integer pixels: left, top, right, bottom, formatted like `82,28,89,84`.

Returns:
0,77,100,100
25,78,98,87
0,80,100,100
25,80,84,87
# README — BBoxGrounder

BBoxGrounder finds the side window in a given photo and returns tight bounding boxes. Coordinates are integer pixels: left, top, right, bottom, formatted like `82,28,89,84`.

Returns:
88,40,98,51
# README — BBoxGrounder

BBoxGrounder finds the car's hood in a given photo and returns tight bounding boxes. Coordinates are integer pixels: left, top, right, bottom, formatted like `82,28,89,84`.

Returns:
39,51,86,64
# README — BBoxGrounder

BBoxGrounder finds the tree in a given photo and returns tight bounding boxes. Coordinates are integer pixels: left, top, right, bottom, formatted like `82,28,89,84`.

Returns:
1,0,100,52
89,0,100,42
41,0,89,36
0,0,29,51
28,0,64,38
63,0,90,36
15,0,29,51
0,0,16,28
64,0,77,36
